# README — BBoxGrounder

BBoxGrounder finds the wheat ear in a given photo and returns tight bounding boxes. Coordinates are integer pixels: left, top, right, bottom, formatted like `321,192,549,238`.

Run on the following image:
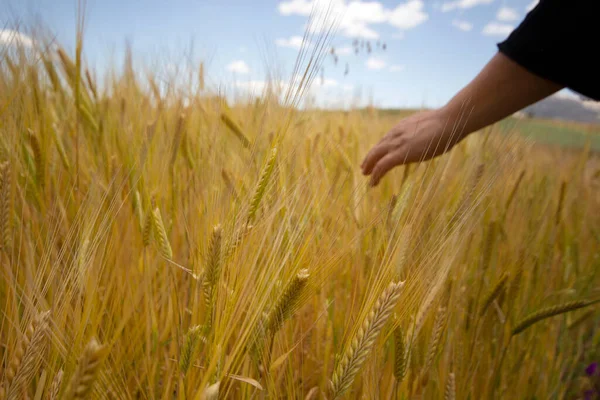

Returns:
48,369,63,400
224,223,252,261
28,130,45,189
220,112,250,148
63,338,107,400
0,161,11,253
393,326,409,384
142,209,153,247
152,206,173,259
6,311,50,398
203,381,220,400
479,272,508,317
180,325,205,375
512,300,599,336
331,281,404,399
423,305,447,376
444,372,455,400
266,269,310,334
5,313,38,387
247,147,277,224
203,225,223,306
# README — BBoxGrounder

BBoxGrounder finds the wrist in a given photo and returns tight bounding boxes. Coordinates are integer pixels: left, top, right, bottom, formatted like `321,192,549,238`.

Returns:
438,101,475,140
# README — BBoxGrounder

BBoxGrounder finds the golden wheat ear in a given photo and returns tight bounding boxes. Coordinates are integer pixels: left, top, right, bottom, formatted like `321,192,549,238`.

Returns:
48,369,64,400
63,338,108,400
331,281,404,399
5,310,51,398
0,161,11,254
444,372,456,400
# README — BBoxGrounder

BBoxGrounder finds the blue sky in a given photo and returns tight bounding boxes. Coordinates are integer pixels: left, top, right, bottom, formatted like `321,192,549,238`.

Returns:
2,0,540,108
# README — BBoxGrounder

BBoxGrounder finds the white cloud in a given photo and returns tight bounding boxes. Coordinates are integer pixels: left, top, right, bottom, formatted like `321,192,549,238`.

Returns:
496,7,519,22
388,0,429,30
525,0,539,11
278,0,313,16
441,0,493,12
482,22,514,36
392,32,405,40
389,64,405,72
342,83,354,91
340,24,380,39
366,57,387,70
0,29,34,48
277,0,429,39
452,19,473,31
336,46,353,55
275,36,305,49
226,60,250,74
322,78,338,87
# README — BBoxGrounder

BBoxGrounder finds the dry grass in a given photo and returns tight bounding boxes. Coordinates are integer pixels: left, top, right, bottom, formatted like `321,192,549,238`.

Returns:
0,28,599,400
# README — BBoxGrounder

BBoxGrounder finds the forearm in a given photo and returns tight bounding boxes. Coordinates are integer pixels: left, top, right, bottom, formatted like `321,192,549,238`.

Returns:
440,52,563,137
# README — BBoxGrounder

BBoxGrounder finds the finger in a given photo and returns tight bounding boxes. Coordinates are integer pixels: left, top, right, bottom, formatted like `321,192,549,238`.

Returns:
361,143,391,175
369,149,406,187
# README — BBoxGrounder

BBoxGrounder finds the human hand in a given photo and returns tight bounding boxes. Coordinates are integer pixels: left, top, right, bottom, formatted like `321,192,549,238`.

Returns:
360,108,465,186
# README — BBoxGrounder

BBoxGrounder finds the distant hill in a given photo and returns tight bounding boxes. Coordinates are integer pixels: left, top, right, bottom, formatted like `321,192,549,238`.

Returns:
520,95,600,124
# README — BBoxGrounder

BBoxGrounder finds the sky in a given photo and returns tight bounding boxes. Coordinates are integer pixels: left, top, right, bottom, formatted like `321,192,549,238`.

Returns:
1,0,543,109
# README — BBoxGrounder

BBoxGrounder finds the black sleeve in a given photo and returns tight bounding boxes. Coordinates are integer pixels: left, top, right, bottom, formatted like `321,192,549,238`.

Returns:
497,0,600,101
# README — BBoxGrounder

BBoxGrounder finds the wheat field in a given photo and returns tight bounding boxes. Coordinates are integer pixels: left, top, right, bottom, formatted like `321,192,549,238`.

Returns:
1,29,600,400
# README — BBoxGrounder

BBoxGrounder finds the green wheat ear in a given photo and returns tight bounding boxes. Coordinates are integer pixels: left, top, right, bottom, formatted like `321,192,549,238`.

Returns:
512,299,599,335
180,325,206,375
266,269,310,334
247,147,278,225
152,206,173,259
203,224,223,306
393,325,409,384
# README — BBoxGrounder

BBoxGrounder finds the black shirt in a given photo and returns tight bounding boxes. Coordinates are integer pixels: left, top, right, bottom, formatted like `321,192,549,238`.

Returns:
498,0,600,101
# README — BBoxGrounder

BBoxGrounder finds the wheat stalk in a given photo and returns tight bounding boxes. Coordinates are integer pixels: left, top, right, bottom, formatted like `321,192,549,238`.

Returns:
331,281,404,398
63,338,107,400
512,300,598,335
